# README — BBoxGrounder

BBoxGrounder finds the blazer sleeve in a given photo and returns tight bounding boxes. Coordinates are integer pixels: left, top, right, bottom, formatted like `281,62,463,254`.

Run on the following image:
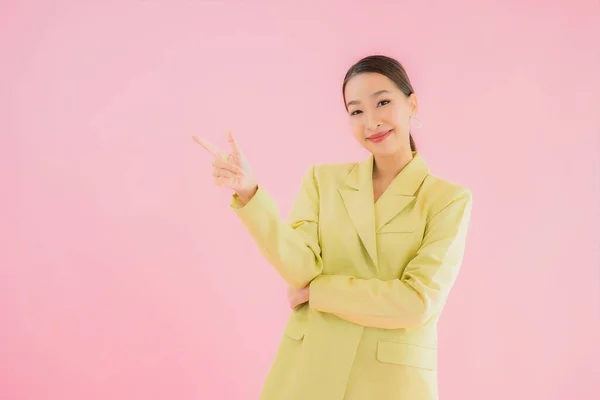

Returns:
308,188,473,329
230,165,323,289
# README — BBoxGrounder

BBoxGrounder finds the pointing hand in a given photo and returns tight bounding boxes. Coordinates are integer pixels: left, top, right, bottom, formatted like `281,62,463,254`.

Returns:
193,131,258,204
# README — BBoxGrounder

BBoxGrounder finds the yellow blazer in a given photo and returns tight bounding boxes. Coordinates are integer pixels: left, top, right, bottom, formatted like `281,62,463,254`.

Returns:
230,152,473,400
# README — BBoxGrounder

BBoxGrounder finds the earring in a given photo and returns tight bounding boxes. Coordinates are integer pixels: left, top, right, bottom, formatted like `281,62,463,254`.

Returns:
410,115,422,129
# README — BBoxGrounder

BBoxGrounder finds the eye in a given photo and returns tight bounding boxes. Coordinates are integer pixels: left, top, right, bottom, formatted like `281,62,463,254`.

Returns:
377,100,391,107
350,109,362,116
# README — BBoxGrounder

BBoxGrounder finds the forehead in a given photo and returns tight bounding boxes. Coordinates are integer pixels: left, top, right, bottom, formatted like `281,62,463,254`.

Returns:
344,72,397,98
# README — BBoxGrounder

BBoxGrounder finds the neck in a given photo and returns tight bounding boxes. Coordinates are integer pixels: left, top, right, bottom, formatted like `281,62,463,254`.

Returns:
372,148,414,180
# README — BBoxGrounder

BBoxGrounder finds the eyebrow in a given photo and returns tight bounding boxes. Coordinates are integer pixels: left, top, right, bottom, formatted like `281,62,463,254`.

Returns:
346,90,390,107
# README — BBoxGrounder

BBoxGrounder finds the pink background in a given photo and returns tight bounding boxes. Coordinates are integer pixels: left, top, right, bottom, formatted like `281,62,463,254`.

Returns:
2,0,599,399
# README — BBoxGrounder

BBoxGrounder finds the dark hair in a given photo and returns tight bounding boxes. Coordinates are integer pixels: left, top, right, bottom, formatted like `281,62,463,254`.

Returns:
342,55,417,152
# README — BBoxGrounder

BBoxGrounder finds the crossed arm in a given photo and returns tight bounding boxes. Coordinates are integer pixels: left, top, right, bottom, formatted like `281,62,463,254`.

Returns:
231,166,473,329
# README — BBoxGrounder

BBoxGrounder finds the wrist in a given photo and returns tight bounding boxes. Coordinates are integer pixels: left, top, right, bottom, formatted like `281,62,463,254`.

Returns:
236,185,258,205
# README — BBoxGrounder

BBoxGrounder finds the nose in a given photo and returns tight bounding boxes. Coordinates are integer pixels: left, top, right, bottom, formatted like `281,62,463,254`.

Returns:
363,109,382,130
366,115,381,132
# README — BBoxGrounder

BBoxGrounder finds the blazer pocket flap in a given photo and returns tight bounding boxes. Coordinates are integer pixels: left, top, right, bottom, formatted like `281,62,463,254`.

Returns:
283,319,305,341
376,341,437,370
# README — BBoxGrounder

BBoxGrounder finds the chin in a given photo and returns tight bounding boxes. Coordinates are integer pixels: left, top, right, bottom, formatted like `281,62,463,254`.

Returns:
373,148,400,157
366,141,402,156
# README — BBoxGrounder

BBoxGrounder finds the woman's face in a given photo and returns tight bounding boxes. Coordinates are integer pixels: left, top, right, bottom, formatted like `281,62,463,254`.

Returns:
344,72,418,156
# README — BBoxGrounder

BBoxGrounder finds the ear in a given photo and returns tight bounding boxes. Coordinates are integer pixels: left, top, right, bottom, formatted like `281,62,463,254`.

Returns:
408,93,419,115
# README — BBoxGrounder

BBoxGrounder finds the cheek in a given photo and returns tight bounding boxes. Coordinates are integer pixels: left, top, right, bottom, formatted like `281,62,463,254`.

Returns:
350,118,365,140
384,106,402,124
388,107,410,131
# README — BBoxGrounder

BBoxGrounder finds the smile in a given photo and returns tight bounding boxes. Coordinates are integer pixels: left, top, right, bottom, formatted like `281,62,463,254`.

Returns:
367,129,393,143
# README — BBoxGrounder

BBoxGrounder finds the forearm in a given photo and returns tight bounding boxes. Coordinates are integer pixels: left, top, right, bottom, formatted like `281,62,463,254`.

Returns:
309,275,431,329
232,185,323,289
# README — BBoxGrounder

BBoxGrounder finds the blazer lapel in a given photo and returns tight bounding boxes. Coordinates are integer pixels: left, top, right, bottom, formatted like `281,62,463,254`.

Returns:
338,155,378,267
337,152,430,267
375,152,429,232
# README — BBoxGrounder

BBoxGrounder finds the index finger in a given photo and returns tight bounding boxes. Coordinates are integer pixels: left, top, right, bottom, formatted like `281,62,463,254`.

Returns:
192,135,220,155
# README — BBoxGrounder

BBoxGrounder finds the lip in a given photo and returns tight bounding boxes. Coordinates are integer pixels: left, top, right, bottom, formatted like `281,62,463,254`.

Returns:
367,129,393,143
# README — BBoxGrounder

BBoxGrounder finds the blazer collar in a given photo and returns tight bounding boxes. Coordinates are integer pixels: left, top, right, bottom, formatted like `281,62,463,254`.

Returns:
343,151,429,195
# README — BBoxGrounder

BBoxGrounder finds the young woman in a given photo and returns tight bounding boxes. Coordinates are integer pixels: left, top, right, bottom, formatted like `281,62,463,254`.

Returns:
193,55,473,400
